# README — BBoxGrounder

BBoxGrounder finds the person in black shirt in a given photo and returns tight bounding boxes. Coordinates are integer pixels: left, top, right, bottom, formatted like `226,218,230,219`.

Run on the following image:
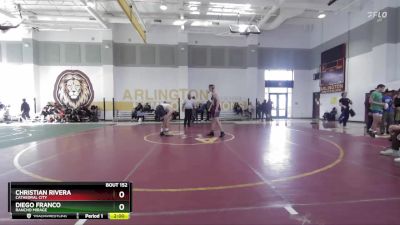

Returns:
394,90,400,124
338,92,352,127
20,98,30,121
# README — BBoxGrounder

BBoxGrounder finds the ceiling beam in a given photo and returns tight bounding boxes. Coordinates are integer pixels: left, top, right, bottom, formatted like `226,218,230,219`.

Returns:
117,0,147,43
79,0,109,29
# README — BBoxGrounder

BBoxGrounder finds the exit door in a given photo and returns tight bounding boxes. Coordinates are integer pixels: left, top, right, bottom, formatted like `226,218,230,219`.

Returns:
269,93,288,118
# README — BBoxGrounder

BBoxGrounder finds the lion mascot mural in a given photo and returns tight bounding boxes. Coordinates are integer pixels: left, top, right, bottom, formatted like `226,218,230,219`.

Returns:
53,70,94,109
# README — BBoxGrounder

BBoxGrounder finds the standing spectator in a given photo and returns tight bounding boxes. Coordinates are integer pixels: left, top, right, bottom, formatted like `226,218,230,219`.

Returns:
191,96,197,123
394,90,400,124
338,92,352,128
182,94,194,127
256,101,261,119
247,102,254,119
381,90,395,134
261,100,267,120
21,99,30,121
368,84,387,138
195,102,206,121
266,99,273,121
365,90,374,130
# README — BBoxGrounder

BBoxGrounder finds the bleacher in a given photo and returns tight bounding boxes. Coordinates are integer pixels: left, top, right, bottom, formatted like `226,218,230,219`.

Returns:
114,110,155,122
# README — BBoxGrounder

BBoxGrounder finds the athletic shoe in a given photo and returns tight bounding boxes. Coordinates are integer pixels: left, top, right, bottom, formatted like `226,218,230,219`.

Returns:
220,131,225,138
380,148,396,156
394,157,400,163
207,131,214,137
368,130,376,138
393,151,400,157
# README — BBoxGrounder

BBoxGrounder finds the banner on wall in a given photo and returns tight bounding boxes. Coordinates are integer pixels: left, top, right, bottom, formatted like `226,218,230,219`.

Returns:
320,58,345,94
53,70,94,109
320,43,346,94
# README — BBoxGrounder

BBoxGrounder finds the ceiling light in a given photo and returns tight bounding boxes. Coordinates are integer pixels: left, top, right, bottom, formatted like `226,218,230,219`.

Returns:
181,25,185,30
318,13,326,19
209,2,251,9
86,0,95,8
188,1,201,5
160,2,168,11
190,11,200,15
238,24,248,33
189,6,198,11
206,12,238,16
173,20,187,26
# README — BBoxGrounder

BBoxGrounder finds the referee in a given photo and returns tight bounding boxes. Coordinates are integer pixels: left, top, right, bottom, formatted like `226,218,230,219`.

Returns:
182,94,194,127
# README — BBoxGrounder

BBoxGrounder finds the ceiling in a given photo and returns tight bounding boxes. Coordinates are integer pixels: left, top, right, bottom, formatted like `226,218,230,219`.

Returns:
0,0,359,32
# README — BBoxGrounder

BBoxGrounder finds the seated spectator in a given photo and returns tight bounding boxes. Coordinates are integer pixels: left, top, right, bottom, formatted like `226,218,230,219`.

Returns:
380,124,400,162
323,107,337,121
132,103,143,119
143,103,153,112
233,102,243,115
90,105,99,122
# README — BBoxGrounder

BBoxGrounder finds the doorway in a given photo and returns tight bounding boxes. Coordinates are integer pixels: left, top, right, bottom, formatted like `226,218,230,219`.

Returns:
312,92,320,119
269,93,288,118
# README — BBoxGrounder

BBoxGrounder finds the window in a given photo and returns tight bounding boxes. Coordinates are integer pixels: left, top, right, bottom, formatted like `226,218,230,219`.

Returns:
264,70,293,81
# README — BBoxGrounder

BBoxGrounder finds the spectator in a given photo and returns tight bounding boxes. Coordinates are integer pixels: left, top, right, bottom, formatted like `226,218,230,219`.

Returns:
381,90,394,134
143,103,152,112
233,102,243,115
394,90,400,124
261,100,267,120
380,124,400,162
365,90,374,130
132,103,143,119
21,98,30,121
368,84,387,138
266,99,273,121
256,101,261,119
323,107,337,121
249,102,254,119
191,96,197,123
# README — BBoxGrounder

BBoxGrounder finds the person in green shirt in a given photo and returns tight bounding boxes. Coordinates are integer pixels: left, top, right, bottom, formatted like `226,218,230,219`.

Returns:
368,84,388,138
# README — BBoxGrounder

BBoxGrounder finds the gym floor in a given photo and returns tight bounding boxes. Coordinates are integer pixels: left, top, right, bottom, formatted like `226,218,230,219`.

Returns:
0,120,399,225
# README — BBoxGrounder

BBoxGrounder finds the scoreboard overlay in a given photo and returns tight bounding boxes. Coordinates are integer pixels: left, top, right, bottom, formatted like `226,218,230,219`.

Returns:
8,182,132,220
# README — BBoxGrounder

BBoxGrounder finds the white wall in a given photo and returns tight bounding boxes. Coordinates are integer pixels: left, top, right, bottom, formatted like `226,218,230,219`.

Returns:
113,67,189,111
292,70,314,118
309,0,399,48
188,33,247,47
259,24,312,49
0,64,35,115
32,30,109,43
113,24,185,44
188,68,257,101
